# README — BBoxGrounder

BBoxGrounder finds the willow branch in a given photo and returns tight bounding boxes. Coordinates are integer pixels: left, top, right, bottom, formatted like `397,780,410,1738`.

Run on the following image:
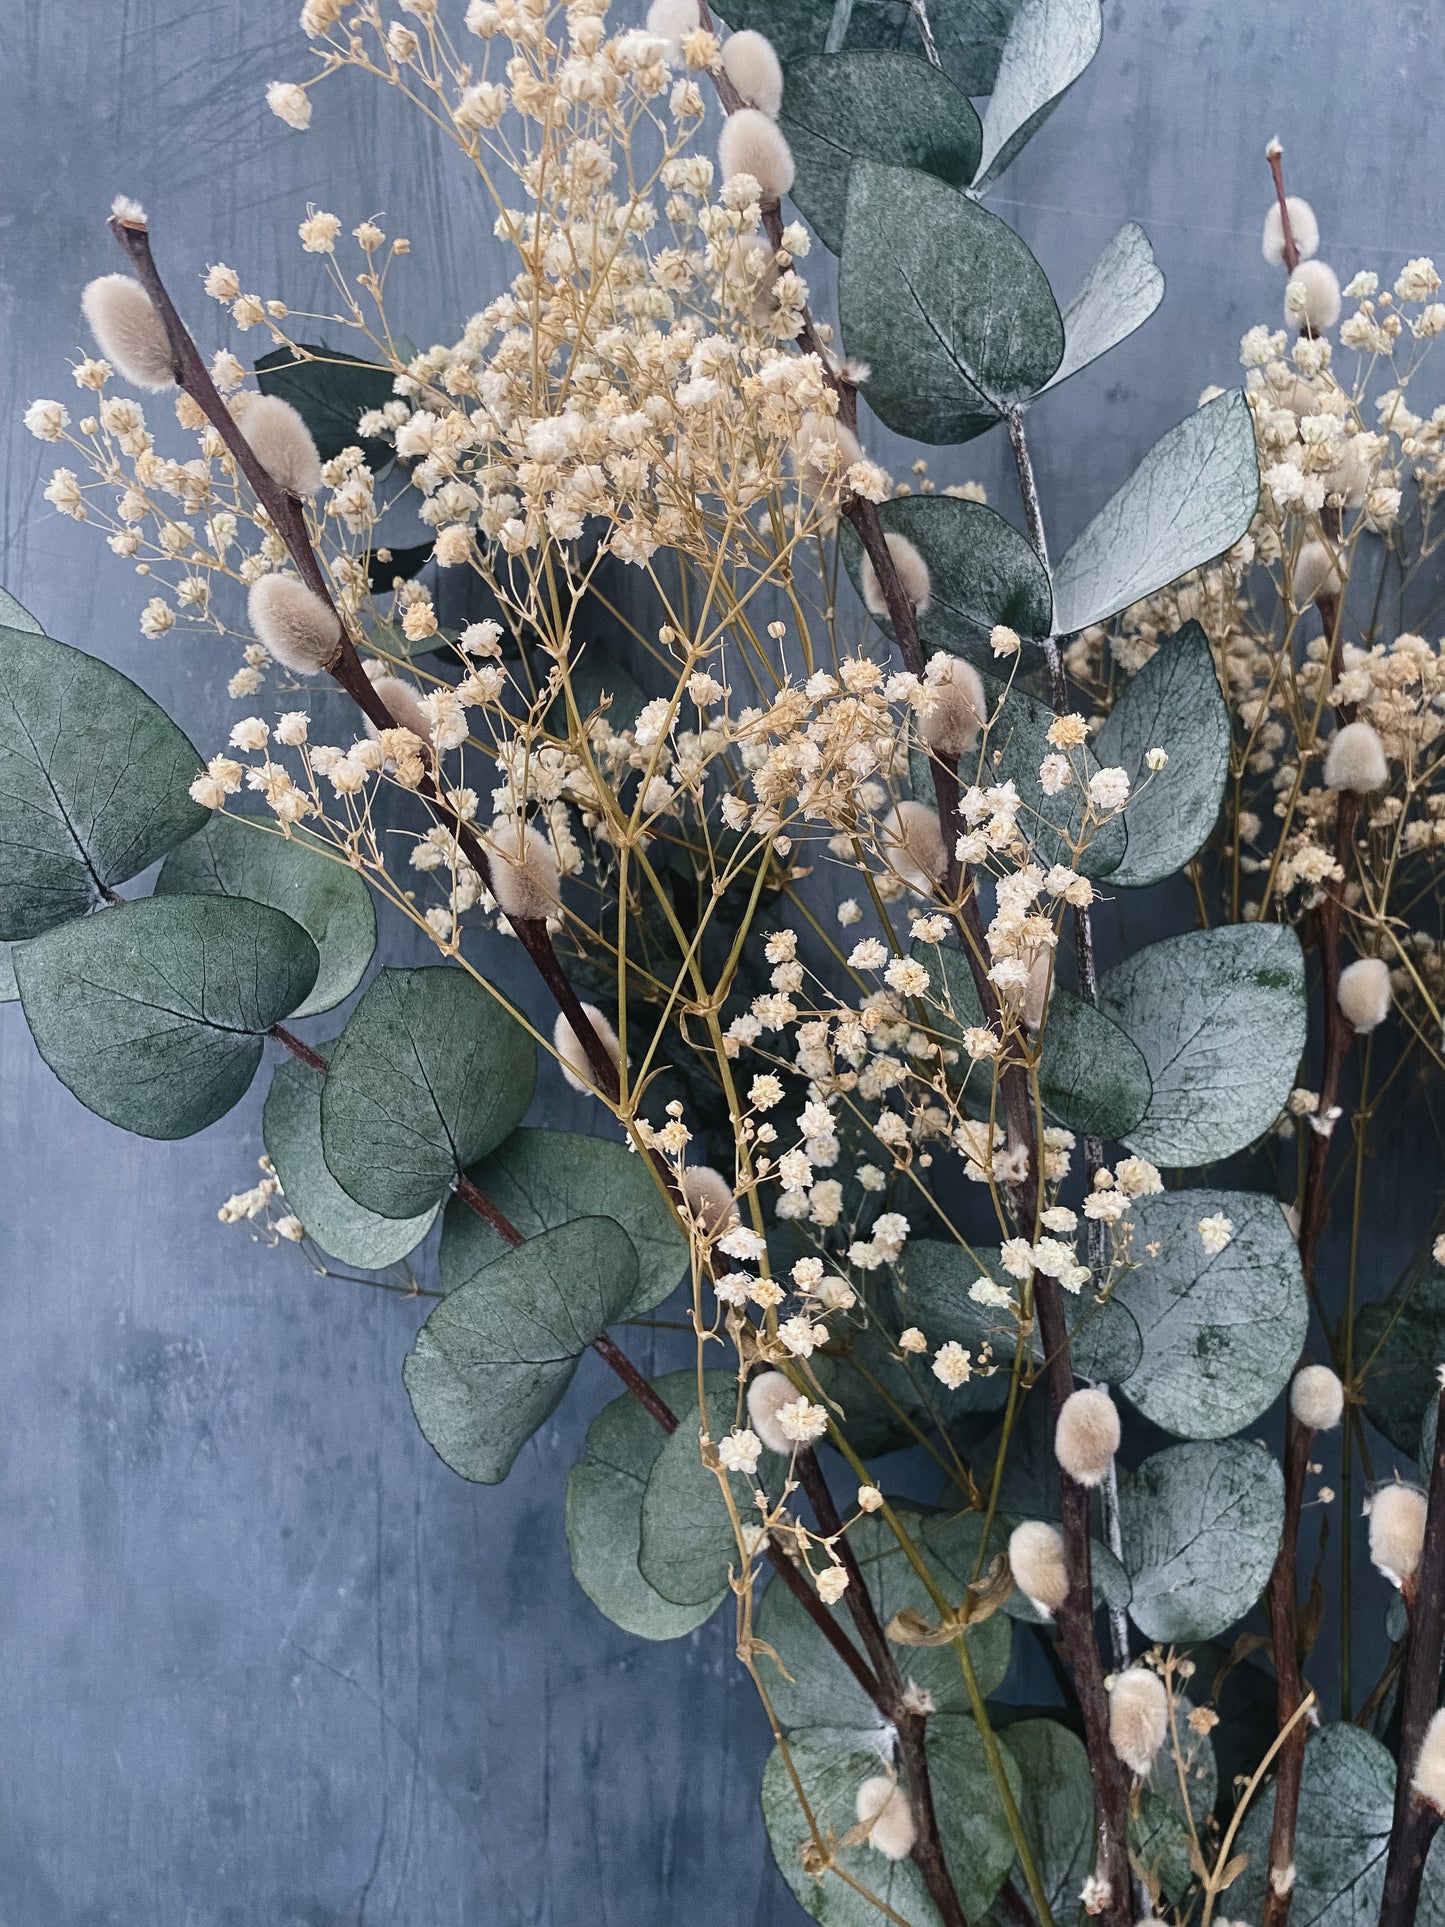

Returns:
1262,1409,1317,1927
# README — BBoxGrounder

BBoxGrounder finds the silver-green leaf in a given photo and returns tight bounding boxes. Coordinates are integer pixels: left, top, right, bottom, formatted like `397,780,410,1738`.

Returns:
403,1216,639,1484
1099,923,1306,1167
1119,1438,1283,1642
15,894,318,1139
638,1379,784,1608
975,0,1102,188
1050,390,1260,636
1037,984,1152,1140
1042,222,1165,390
998,1721,1093,1918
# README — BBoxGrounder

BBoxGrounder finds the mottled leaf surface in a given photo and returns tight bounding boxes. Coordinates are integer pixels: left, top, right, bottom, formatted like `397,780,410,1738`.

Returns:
998,1721,1093,1918
15,894,318,1139
1119,1439,1283,1641
985,673,1127,876
321,966,535,1218
1043,221,1165,389
403,1217,638,1484
1116,1188,1307,1439
718,0,1022,95
1051,391,1260,635
1038,984,1152,1139
1099,923,1306,1167
0,624,206,941
639,1379,784,1608
976,0,1102,187
840,162,1063,445
1357,1274,1445,1454
157,812,375,1017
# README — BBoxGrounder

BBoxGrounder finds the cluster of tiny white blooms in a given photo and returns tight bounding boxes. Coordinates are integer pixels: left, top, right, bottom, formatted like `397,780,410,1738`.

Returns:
216,1155,305,1245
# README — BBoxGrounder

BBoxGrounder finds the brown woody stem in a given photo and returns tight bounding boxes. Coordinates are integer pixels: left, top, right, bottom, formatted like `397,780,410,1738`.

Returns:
270,1024,328,1075
1267,146,1302,277
1262,1409,1316,1927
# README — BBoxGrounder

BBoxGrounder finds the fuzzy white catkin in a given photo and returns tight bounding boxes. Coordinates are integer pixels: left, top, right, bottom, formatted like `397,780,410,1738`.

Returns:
1054,1387,1120,1488
793,411,864,496
1290,1363,1345,1432
553,1004,620,1095
747,1370,797,1454
1108,1667,1168,1775
682,1164,737,1237
887,801,947,893
855,1777,916,1861
1412,1709,1445,1814
1008,1520,1069,1615
1285,259,1342,333
721,31,783,116
240,393,323,497
921,661,986,759
1291,539,1341,610
718,109,795,200
861,533,931,618
1367,1480,1428,1589
487,818,561,920
81,274,176,391
247,573,341,673
645,0,699,50
1323,719,1389,793
1262,195,1320,266
1337,956,1392,1034
1020,952,1052,1031
366,674,431,742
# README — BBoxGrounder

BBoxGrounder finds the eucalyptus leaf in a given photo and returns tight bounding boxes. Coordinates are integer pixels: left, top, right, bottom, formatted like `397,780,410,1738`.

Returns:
756,1509,1013,1730
1116,1188,1307,1439
778,53,981,254
262,1054,438,1269
1357,1275,1445,1455
717,0,1022,95
638,1379,784,1608
403,1216,639,1484
1119,1439,1284,1642
807,1315,950,1458
892,1241,1015,1416
0,586,43,632
1038,984,1152,1140
0,944,15,1002
15,895,318,1139
985,673,1127,876
0,624,207,942
566,1369,725,1640
321,966,535,1219
549,643,647,739
156,812,375,1017
1099,923,1306,1168
1092,621,1230,887
975,0,1102,188
440,1127,685,1318
1131,1789,1195,1907
840,162,1064,446
255,342,395,468
1042,222,1165,390
842,496,1051,670
1051,389,1260,635
997,1721,1093,1919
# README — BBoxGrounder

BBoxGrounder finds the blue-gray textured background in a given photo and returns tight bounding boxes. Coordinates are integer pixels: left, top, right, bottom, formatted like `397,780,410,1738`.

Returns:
2,3,1443,1921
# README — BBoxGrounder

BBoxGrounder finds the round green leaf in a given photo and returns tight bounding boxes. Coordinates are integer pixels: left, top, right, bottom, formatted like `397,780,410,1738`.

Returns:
0,586,43,632
984,674,1127,878
1358,1273,1445,1456
1038,985,1152,1141
892,1242,1015,1417
157,812,375,1017
1118,1439,1283,1643
321,965,536,1219
567,1370,725,1640
755,1509,1013,1729
440,1126,684,1318
997,1720,1092,1919
262,1054,437,1268
638,1379,784,1607
0,942,16,1002
0,624,207,942
1043,222,1165,392
403,1216,639,1485
840,161,1063,446
719,0,1023,97
1093,622,1230,889
975,0,1102,187
15,895,317,1139
1099,923,1306,1168
779,53,981,255
1116,1188,1307,1439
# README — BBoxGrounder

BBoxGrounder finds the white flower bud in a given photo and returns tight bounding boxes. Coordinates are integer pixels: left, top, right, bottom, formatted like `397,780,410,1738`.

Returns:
366,675,430,742
1291,539,1341,609
721,30,783,116
1285,260,1342,333
1290,1363,1344,1432
681,1164,738,1237
1323,719,1388,793
1108,1667,1168,1775
746,1370,796,1454
645,0,699,53
861,533,931,618
1413,1709,1445,1815
1366,1480,1427,1589
886,801,947,893
718,109,795,200
486,817,561,921
1337,957,1392,1035
921,660,986,760
1054,1387,1120,1488
241,393,323,497
1008,1520,1069,1616
855,1776,916,1861
247,573,341,673
1262,196,1319,266
110,194,148,228
554,1004,621,1095
80,274,176,392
